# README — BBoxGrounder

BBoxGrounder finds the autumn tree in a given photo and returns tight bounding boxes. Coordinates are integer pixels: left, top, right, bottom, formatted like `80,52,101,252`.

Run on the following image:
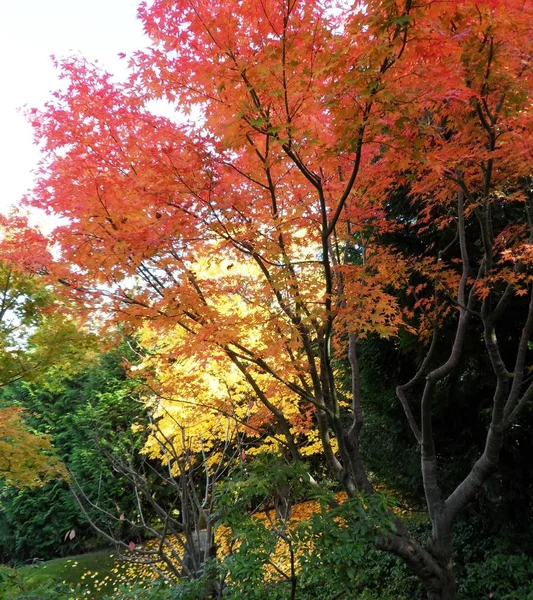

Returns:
0,215,95,487
20,0,533,597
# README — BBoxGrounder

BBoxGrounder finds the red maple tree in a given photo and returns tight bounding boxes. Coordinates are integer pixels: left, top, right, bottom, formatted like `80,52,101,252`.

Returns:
19,0,533,597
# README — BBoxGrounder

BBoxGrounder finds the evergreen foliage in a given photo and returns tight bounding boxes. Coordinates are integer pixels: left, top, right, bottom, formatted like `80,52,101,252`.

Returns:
0,343,146,562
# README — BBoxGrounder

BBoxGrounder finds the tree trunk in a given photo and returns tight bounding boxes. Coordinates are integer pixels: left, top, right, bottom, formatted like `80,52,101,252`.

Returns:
426,535,457,600
427,573,457,600
182,528,216,577
378,526,458,600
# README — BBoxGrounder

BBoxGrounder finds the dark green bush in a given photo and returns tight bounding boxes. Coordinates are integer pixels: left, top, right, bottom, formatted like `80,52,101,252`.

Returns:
459,553,533,600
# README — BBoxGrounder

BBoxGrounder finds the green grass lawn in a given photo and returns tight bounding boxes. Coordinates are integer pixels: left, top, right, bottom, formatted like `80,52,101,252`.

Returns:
0,549,121,599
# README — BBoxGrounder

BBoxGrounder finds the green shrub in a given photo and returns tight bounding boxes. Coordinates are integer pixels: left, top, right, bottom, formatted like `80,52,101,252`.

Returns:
459,553,533,600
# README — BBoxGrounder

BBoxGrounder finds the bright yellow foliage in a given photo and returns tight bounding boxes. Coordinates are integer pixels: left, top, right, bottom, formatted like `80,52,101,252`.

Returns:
135,250,329,464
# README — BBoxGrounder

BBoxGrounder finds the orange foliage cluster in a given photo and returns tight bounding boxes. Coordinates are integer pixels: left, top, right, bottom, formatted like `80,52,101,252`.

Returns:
0,407,67,487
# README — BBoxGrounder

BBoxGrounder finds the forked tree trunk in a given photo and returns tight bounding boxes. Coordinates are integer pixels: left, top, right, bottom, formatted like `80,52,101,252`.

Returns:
414,553,457,600
378,515,459,600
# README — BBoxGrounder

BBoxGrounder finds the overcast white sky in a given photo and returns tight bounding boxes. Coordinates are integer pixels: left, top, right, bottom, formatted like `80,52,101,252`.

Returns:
0,0,148,217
